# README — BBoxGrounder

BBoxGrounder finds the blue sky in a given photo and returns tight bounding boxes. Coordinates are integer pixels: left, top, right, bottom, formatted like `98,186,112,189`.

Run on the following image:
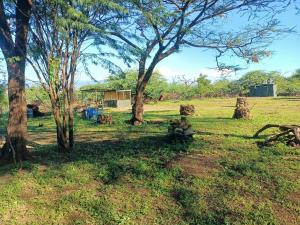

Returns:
154,6,300,82
76,5,300,84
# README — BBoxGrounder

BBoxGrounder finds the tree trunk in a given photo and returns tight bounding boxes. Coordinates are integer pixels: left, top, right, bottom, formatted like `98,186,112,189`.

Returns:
68,89,74,151
56,125,69,152
130,51,159,125
53,106,69,152
1,63,30,163
0,0,32,164
130,65,155,125
68,109,74,151
131,88,144,125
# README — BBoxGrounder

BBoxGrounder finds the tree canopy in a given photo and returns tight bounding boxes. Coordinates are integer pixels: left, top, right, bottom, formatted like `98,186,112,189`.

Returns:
102,0,292,124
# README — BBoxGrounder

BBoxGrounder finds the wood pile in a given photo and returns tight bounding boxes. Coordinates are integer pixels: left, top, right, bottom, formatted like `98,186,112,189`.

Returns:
180,105,195,116
168,117,195,141
27,104,45,117
97,114,113,125
254,124,300,147
159,94,164,101
232,97,251,119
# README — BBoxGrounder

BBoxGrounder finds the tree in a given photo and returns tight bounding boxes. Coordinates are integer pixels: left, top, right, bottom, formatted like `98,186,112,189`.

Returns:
237,70,270,94
236,70,289,95
285,69,300,95
212,79,233,97
289,69,300,80
27,0,120,152
108,0,289,125
0,0,32,163
197,74,213,97
107,70,168,100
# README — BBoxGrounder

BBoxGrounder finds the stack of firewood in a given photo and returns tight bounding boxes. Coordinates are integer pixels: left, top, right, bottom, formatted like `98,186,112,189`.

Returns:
97,114,113,125
168,117,195,141
27,104,45,117
232,97,251,119
180,105,195,116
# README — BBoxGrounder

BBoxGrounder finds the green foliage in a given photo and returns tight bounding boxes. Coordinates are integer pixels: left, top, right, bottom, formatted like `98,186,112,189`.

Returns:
236,70,270,94
235,70,300,95
26,86,50,105
197,74,214,97
82,69,169,100
0,84,7,113
79,68,300,100
0,63,7,113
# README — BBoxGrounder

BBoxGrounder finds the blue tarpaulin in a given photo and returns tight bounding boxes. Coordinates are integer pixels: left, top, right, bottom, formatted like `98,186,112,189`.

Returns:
85,107,99,119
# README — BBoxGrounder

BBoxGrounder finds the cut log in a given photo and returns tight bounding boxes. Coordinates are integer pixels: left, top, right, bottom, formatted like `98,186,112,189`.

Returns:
232,97,251,119
97,115,113,125
180,105,195,116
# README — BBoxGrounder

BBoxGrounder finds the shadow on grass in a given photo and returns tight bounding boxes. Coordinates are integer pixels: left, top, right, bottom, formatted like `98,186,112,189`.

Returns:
198,131,254,139
0,135,192,182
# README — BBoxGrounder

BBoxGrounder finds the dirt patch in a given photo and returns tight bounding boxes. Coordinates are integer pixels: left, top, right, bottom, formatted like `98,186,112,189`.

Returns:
167,153,222,178
0,173,13,184
272,203,300,225
1,204,35,225
65,210,94,225
287,191,300,203
20,180,101,202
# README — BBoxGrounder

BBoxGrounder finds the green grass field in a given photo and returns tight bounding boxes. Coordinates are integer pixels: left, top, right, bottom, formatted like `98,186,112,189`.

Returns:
0,97,299,225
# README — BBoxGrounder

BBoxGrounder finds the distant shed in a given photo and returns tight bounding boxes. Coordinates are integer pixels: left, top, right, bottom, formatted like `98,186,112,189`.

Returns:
104,89,131,108
80,88,132,108
249,84,277,97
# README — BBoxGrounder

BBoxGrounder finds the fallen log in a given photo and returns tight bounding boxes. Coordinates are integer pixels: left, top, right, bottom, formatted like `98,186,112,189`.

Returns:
254,124,300,147
180,105,195,116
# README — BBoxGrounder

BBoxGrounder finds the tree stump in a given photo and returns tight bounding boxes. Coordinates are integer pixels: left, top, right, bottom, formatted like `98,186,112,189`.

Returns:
180,105,195,116
97,115,113,125
232,97,251,119
159,94,164,101
168,117,196,142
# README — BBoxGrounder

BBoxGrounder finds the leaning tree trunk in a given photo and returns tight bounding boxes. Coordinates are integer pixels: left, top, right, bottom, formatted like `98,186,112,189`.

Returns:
130,52,159,125
1,63,30,163
131,88,145,125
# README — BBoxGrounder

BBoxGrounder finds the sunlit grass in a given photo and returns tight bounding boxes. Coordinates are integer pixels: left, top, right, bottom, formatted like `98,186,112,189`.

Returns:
0,97,299,224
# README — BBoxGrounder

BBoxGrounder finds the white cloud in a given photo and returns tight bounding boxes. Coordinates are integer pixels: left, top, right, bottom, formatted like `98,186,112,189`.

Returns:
157,65,183,79
157,65,233,82
200,68,233,80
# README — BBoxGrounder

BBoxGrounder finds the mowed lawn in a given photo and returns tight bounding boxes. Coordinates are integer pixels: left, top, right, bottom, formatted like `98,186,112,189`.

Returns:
0,97,299,225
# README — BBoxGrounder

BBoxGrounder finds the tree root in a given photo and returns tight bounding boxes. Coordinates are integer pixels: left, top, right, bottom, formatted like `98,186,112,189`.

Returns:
254,124,300,147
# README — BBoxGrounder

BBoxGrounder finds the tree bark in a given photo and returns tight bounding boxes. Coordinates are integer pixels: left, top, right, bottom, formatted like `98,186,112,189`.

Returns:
1,63,30,163
53,106,69,152
0,0,32,164
68,83,74,151
130,56,158,125
131,86,145,125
